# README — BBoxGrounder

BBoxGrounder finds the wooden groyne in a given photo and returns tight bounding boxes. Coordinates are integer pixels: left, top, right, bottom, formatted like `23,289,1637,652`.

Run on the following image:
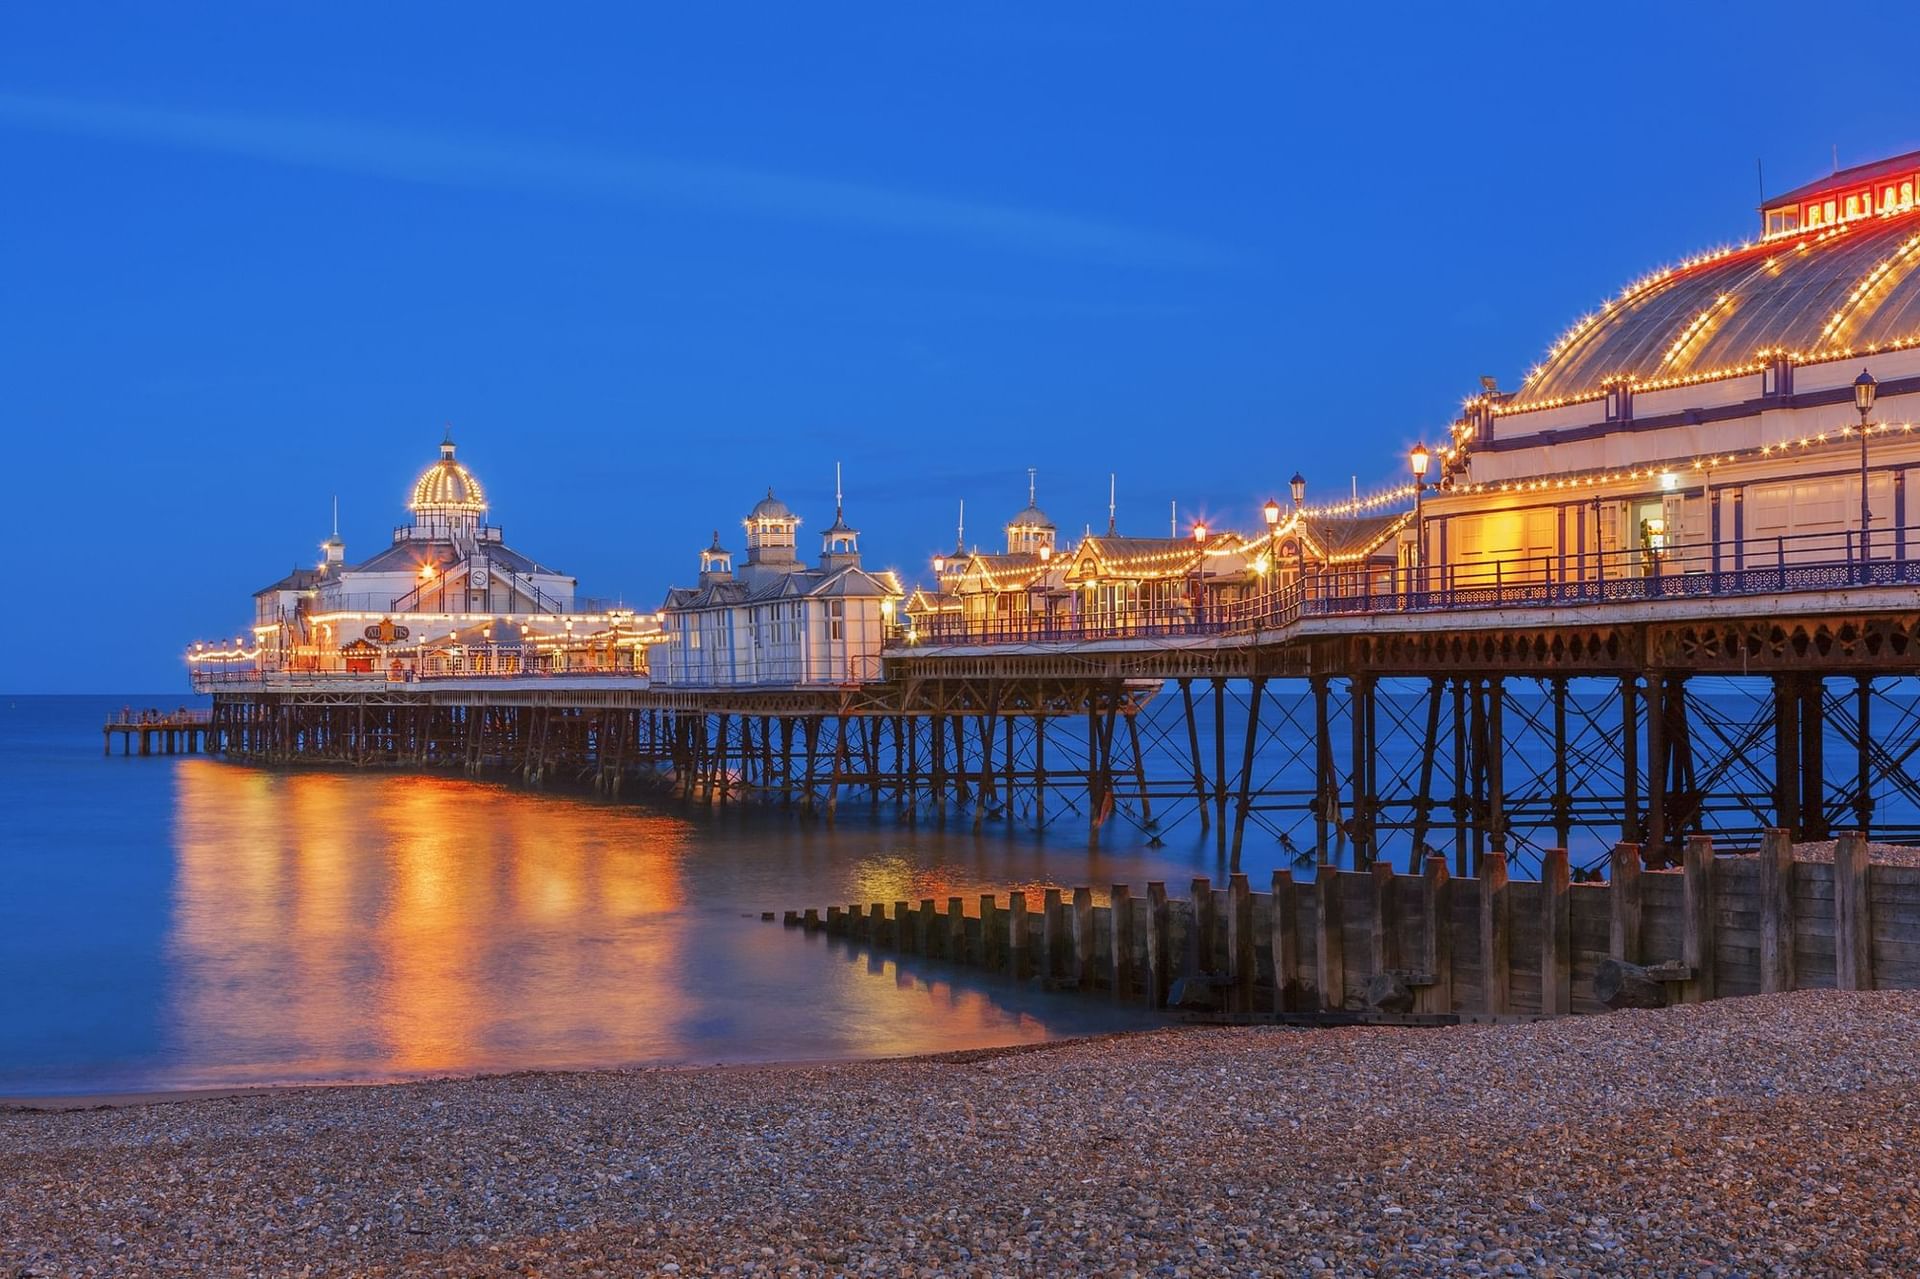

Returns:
781,831,1918,1018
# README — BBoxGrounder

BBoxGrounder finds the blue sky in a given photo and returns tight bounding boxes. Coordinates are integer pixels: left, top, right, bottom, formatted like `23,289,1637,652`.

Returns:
4,3,1918,691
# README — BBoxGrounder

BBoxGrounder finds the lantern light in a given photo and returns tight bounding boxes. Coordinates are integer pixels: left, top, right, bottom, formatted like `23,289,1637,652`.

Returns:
1289,472,1306,507
1855,368,1879,415
1192,522,1208,544
1262,498,1281,527
1410,443,1431,479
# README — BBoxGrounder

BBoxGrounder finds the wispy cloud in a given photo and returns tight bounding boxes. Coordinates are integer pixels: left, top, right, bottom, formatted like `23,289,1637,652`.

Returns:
0,93,1230,267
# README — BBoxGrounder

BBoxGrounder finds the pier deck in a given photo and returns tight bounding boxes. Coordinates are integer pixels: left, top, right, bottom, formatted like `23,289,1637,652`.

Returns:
104,709,214,756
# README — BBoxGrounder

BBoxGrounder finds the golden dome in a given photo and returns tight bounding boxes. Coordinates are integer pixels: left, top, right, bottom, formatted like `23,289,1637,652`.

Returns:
409,439,486,515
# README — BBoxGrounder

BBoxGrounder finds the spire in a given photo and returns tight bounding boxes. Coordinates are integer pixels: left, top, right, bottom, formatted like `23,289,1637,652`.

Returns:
835,461,844,522
331,495,339,538
1028,466,1036,507
956,499,966,554
1107,473,1117,537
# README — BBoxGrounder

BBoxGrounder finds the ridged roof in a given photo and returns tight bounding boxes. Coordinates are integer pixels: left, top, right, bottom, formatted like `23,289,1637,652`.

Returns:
1517,205,1920,405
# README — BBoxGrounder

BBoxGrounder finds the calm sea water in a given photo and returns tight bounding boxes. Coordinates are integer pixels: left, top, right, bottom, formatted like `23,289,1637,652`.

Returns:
0,695,1236,1097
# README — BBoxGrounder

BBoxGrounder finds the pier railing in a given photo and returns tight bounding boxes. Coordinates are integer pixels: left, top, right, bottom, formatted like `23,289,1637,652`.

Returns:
902,525,1920,647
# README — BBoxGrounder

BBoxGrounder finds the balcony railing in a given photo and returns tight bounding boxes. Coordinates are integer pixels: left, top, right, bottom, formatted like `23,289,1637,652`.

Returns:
900,525,1920,647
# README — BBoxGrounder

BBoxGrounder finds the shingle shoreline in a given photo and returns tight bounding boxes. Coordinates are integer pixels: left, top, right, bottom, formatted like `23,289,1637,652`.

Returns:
5,991,1918,1276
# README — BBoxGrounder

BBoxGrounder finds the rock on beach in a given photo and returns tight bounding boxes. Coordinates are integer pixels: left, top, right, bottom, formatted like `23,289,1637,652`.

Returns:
5,990,1920,1275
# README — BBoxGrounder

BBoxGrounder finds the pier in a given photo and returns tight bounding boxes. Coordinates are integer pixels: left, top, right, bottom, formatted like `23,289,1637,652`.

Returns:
176,151,1920,876
103,708,213,757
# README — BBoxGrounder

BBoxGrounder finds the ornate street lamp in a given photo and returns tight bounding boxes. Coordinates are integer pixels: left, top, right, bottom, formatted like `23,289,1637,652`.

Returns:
1409,443,1431,588
1856,369,1878,567
1289,472,1306,509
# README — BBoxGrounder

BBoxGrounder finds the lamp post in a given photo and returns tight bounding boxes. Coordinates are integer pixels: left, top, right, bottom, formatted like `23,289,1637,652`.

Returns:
1262,498,1282,617
1856,369,1878,571
1290,472,1306,511
1409,443,1431,596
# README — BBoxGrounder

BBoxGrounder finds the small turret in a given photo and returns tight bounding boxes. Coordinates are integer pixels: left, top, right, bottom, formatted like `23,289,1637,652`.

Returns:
820,463,861,571
699,531,734,585
1005,467,1056,557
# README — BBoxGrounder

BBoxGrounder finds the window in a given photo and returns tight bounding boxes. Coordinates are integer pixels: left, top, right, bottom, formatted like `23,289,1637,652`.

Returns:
828,600,845,641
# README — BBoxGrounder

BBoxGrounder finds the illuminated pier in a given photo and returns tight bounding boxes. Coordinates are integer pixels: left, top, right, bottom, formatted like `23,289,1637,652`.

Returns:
184,151,1920,871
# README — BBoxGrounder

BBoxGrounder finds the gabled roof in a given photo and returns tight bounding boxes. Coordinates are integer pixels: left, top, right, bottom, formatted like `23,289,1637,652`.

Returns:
904,587,962,615
956,550,1047,593
1063,532,1250,581
1285,511,1410,562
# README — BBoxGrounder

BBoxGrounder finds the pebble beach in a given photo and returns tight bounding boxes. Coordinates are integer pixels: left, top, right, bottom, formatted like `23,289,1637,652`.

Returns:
6,990,1920,1277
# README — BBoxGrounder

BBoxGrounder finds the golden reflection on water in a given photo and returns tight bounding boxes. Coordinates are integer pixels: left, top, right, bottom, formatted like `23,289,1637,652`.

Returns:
169,765,694,1083
163,763,1145,1088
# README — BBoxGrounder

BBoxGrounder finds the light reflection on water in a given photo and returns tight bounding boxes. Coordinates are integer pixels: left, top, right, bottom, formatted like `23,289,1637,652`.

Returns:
1,697,1262,1096
155,763,1176,1092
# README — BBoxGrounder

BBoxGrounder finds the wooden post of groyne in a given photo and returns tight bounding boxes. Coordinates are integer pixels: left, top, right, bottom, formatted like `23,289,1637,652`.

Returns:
780,833,1920,1020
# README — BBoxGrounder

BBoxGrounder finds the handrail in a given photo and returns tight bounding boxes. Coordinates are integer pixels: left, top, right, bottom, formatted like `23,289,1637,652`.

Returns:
898,525,1919,647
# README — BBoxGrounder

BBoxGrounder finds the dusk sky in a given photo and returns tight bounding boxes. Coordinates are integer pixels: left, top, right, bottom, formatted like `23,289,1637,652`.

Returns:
5,3,1917,691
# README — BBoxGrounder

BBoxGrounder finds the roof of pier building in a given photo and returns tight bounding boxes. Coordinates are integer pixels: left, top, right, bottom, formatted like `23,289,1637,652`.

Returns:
1509,152,1920,408
1281,510,1410,563
409,436,488,515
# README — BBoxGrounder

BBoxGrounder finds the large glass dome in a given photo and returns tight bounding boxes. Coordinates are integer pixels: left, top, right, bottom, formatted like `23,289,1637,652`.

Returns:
1517,203,1920,405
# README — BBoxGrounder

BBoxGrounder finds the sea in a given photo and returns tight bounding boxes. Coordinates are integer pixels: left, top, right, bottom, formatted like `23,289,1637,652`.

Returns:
9,682,1912,1097
0,694,1230,1098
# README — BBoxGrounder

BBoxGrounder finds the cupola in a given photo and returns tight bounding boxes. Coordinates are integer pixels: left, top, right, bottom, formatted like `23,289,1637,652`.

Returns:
1005,467,1056,557
744,488,799,566
699,531,734,584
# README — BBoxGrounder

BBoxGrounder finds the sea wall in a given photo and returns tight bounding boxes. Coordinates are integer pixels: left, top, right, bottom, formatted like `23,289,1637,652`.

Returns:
783,831,1915,1017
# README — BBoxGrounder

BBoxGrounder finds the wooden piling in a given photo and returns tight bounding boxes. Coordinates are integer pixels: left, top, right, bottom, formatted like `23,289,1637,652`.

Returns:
1609,842,1642,963
1042,888,1064,982
1681,835,1715,1002
1008,891,1029,980
1314,867,1344,1011
1227,873,1254,1013
1145,882,1170,1008
1072,887,1095,989
1540,846,1571,1016
1835,830,1873,991
1110,884,1134,1001
1419,856,1452,1015
1758,829,1795,994
979,894,1000,971
1270,869,1300,1014
917,898,936,956
947,897,967,964
1369,861,1399,975
1190,876,1215,975
1479,851,1510,1014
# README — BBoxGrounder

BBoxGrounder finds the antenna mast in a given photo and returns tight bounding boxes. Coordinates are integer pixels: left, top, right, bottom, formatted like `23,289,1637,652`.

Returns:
1108,473,1117,536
